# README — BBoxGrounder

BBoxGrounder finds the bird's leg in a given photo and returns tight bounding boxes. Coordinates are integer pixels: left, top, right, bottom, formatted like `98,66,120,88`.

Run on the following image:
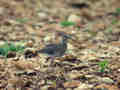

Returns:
47,56,55,66
50,56,55,66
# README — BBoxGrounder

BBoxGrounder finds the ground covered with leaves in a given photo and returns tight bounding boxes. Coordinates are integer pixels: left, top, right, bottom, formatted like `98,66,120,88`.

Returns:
0,0,120,90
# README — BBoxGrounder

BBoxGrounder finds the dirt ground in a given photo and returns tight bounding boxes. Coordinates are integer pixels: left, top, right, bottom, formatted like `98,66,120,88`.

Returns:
0,0,120,90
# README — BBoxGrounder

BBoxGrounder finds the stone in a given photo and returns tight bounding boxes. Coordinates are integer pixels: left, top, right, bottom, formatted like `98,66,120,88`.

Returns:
24,48,38,58
63,80,80,88
37,12,48,21
67,71,84,80
68,14,81,23
100,77,114,84
25,40,33,47
74,83,93,90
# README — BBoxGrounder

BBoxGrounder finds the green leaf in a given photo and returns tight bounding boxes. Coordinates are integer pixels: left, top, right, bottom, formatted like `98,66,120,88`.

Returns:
16,18,29,23
0,48,6,56
16,45,25,52
60,21,76,27
0,42,25,57
99,60,108,67
111,19,118,25
116,8,120,14
98,60,109,72
2,42,10,55
106,27,113,34
9,43,17,51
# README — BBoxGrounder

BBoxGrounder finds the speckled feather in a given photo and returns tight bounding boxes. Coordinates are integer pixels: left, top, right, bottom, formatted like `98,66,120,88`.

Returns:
38,32,71,57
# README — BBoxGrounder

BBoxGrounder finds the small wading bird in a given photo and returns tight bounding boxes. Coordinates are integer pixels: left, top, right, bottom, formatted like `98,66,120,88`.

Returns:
38,32,72,63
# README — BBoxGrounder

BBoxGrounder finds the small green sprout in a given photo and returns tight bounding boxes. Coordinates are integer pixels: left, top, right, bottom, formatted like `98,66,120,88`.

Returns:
16,18,29,23
0,42,25,57
60,21,76,27
98,60,109,73
105,27,113,34
111,19,118,25
84,29,97,36
116,8,120,14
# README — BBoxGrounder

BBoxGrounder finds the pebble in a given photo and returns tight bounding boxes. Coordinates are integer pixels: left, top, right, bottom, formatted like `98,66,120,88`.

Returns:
68,14,81,23
24,48,38,58
37,12,48,21
40,85,50,90
100,77,114,84
67,71,84,80
118,69,120,72
0,41,5,45
26,40,33,47
7,51,16,58
74,83,93,90
0,7,4,14
85,75,95,79
66,88,72,90
63,80,80,88
67,43,74,50
43,36,52,42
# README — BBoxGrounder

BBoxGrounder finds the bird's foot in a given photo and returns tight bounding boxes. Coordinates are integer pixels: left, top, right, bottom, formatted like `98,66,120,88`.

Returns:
46,56,55,67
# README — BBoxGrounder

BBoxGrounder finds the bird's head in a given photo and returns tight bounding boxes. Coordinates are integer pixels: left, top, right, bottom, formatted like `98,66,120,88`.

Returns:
57,32,72,39
57,32,72,44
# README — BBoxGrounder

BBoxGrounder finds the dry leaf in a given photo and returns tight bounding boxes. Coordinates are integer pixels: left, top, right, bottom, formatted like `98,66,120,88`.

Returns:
13,60,37,70
95,84,119,90
63,80,80,88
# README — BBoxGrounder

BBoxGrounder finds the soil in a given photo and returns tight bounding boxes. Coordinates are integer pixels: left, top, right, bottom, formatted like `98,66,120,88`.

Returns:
0,0,120,90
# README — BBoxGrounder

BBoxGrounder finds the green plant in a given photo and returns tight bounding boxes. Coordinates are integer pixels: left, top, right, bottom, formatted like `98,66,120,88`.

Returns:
116,8,120,14
16,18,29,23
84,29,97,37
105,26,113,34
60,21,76,27
111,19,118,25
98,60,109,72
0,42,25,57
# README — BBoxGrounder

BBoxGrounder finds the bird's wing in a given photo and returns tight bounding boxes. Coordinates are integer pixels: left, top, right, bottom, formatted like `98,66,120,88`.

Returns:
38,44,59,54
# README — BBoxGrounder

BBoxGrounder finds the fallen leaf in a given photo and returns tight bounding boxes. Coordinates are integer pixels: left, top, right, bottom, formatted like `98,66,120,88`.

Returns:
63,80,80,88
95,84,119,90
13,60,37,70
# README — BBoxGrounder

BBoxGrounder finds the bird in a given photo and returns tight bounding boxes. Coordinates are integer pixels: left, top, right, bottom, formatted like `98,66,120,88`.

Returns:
38,32,71,59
